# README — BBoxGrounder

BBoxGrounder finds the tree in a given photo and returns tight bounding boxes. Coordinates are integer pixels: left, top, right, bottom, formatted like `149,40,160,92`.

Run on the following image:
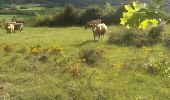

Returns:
120,1,165,29
103,2,115,15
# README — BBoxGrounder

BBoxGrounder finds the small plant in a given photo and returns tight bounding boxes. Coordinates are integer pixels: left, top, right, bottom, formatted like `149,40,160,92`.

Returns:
57,55,85,77
68,64,81,77
3,43,13,52
48,45,63,56
112,61,124,72
19,6,28,9
142,46,151,55
162,32,170,47
17,46,27,54
79,47,105,65
144,52,170,77
38,54,49,63
29,47,41,56
148,25,164,39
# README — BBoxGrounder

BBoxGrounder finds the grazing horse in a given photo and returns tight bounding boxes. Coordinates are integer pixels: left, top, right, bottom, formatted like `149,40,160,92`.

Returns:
5,23,15,33
85,19,101,29
89,23,107,40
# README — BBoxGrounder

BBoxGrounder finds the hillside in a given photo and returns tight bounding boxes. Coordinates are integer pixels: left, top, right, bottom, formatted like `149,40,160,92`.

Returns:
1,0,170,8
0,0,127,6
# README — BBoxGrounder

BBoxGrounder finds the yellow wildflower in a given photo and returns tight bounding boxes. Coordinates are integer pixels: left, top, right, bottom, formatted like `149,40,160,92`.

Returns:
113,61,124,72
142,46,150,55
29,47,41,55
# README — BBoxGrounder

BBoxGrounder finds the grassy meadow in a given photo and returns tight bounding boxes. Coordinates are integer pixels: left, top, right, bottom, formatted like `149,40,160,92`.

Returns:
0,24,170,99
0,2,170,99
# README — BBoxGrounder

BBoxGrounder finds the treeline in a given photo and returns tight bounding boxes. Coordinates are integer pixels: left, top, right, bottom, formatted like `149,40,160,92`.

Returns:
29,3,126,27
1,0,125,6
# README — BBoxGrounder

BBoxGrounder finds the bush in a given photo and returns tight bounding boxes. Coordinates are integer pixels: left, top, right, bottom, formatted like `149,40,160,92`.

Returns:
30,3,127,27
162,32,170,47
148,25,164,39
108,28,148,47
48,45,63,56
144,52,170,77
108,27,160,47
79,48,104,65
79,6,102,25
19,6,28,9
3,43,13,52
111,5,126,24
9,4,17,10
31,14,52,27
167,19,170,24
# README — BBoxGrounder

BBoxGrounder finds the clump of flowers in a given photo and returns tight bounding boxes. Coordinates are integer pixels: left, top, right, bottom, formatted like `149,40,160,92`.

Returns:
3,43,13,52
77,58,86,63
144,52,170,77
29,47,42,56
48,44,63,55
68,64,80,77
79,47,105,65
142,46,151,55
56,55,86,77
113,61,124,72
96,47,105,53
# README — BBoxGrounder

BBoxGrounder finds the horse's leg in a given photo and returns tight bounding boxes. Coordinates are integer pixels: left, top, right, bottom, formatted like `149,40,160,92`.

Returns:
98,34,100,39
93,33,96,40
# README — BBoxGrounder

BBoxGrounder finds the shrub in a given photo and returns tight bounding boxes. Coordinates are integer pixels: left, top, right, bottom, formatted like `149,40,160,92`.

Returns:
112,4,126,24
148,25,164,39
167,19,170,24
54,3,77,26
29,47,42,56
79,6,102,25
56,55,86,77
112,61,125,72
3,43,13,52
108,28,143,46
79,47,104,65
108,27,158,47
48,45,63,56
144,52,170,77
162,32,170,47
31,14,52,27
17,47,27,54
19,6,28,9
9,4,17,10
38,54,49,63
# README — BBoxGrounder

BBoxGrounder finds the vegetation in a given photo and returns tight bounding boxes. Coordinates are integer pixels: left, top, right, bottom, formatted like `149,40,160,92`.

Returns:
30,3,124,27
120,1,165,29
0,25,170,99
0,0,170,99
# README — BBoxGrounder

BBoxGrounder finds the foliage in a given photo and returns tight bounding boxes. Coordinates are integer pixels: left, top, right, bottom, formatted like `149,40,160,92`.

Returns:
108,27,155,47
3,43,13,52
120,2,165,29
148,25,164,39
78,6,102,25
19,6,28,9
0,26,170,99
112,4,126,24
144,52,170,77
30,3,124,26
29,47,42,56
103,2,115,15
79,47,105,65
48,44,63,56
162,32,170,46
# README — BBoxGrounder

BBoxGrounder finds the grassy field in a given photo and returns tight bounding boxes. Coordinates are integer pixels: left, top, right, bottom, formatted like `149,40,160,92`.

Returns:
0,14,30,20
0,25,170,99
